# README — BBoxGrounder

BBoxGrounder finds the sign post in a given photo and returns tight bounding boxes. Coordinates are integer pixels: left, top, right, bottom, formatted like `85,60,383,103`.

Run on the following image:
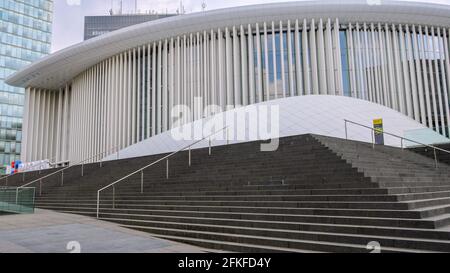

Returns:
373,118,384,145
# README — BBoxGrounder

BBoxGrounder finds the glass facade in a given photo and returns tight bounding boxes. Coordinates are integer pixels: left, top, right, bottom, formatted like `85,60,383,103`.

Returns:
0,0,53,173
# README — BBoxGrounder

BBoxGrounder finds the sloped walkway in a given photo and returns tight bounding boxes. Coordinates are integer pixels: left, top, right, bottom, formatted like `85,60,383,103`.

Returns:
0,209,206,253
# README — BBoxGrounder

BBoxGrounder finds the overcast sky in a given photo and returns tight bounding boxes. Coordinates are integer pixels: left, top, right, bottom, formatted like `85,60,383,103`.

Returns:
52,0,450,52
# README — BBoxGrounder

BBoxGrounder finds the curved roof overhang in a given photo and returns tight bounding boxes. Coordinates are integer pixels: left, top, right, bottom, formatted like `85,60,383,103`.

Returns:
6,0,450,90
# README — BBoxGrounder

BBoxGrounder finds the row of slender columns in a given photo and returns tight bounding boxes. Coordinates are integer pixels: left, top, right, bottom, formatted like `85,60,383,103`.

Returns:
22,20,450,164
21,86,70,163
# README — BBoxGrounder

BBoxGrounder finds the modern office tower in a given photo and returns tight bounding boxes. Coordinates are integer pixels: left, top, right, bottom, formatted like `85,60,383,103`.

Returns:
0,0,53,173
84,14,176,40
6,1,450,165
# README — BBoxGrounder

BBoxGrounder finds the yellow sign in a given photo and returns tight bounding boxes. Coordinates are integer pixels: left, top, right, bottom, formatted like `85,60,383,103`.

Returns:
373,119,383,126
373,118,384,145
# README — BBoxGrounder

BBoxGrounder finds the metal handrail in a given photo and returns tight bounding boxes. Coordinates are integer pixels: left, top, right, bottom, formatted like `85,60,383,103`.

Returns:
18,146,120,195
96,126,229,218
1,157,57,186
344,119,450,169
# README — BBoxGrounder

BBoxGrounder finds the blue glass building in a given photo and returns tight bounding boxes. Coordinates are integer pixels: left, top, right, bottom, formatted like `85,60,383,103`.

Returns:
0,0,53,173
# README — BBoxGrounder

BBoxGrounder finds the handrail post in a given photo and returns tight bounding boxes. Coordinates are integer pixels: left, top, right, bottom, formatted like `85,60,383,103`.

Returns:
15,187,19,205
166,159,169,179
434,148,438,169
81,164,84,177
61,171,64,187
96,191,100,219
345,120,348,140
5,176,7,187
189,147,191,167
141,171,144,194
401,138,404,151
39,179,42,196
209,138,212,155
22,172,25,183
112,186,116,209
372,130,375,149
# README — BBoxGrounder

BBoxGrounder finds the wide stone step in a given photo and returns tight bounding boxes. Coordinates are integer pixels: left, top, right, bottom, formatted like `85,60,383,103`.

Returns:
37,203,435,220
36,191,450,203
95,209,450,230
102,217,450,252
35,199,415,210
118,224,434,253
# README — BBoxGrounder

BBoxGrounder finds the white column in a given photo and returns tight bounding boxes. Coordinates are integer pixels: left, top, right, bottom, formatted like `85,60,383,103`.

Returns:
279,21,287,98
176,36,182,109
62,85,70,161
363,24,374,102
326,19,336,95
211,31,217,106
240,25,248,106
392,24,406,114
355,23,366,100
203,31,208,111
137,47,142,141
443,28,450,135
378,23,389,106
287,20,295,97
248,25,256,105
218,29,226,109
183,35,188,120
163,39,169,132
233,26,241,105
271,21,279,99
170,38,175,129
131,49,137,142
370,23,381,104
384,24,396,109
411,25,427,125
425,26,439,131
196,33,201,118
303,19,311,95
263,22,270,101
432,27,446,135
152,43,157,136
294,19,303,96
348,23,357,98
189,34,194,122
255,23,263,102
21,88,30,162
317,19,327,95
399,24,414,118
419,26,433,128
405,25,420,122
310,19,319,95
225,28,234,106
334,18,343,96
157,40,162,134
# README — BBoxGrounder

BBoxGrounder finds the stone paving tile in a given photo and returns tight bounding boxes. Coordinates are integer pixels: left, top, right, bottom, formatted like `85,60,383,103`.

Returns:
0,209,206,253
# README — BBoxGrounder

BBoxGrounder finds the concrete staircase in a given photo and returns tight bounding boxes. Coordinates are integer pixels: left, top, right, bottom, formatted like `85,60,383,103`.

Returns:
26,134,450,253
